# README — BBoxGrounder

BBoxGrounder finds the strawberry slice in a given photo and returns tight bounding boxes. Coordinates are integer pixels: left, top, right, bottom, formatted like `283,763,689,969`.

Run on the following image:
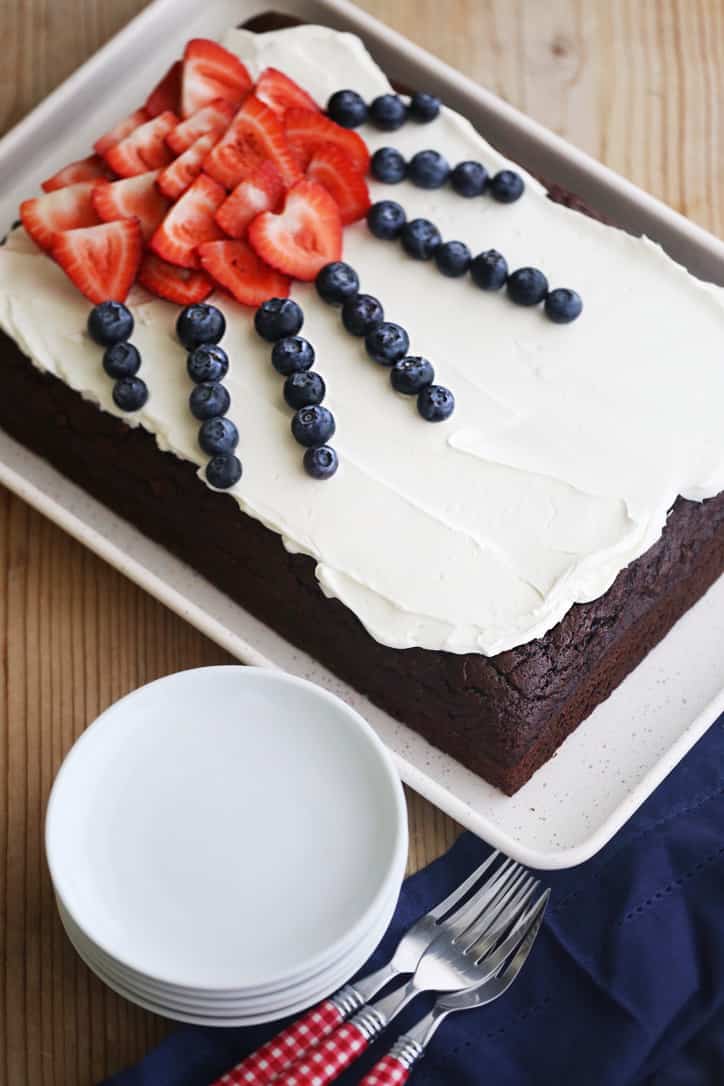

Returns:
306,143,370,225
214,161,284,239
204,94,300,190
138,251,213,305
284,108,370,173
198,239,289,307
42,154,111,193
103,111,179,177
94,107,149,157
254,67,319,118
156,132,219,200
92,170,171,241
20,181,101,252
180,39,252,118
149,172,227,268
51,220,143,303
247,178,341,281
166,98,235,155
145,60,182,117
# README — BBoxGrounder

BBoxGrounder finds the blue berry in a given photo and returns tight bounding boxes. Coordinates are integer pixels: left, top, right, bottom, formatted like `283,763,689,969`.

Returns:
544,288,583,324
434,240,471,277
367,200,406,240
408,91,440,123
371,147,407,184
254,298,303,342
369,94,407,131
365,322,409,366
417,384,455,422
326,89,368,128
205,453,242,490
407,150,449,189
87,301,133,346
303,445,339,480
450,160,488,197
112,376,148,412
102,341,141,379
187,344,229,384
291,405,336,448
400,218,442,260
507,267,549,306
315,261,360,306
470,249,509,291
189,382,231,421
271,336,315,376
176,303,225,349
198,416,239,455
390,356,435,395
489,169,525,203
284,371,326,409
342,293,384,337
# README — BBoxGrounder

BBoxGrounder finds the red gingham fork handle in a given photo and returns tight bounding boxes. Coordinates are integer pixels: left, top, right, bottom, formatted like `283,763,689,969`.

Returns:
360,1054,411,1085
272,1021,370,1086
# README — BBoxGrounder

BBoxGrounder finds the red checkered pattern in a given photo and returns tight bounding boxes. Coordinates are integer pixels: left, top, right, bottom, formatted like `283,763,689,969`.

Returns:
273,1022,369,1085
212,1000,343,1085
360,1055,411,1086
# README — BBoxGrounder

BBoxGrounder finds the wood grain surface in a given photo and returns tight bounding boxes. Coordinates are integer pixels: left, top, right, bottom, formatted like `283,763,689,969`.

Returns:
1,1,722,1081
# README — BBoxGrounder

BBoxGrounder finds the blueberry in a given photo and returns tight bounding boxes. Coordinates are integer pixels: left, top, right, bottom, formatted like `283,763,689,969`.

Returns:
271,336,315,376
390,356,435,395
189,382,231,421
365,322,410,366
198,416,239,455
315,261,360,306
102,341,141,379
417,384,455,422
112,376,148,412
408,91,440,123
544,288,583,324
303,445,339,480
87,301,133,346
291,405,336,448
205,453,242,490
507,267,549,306
367,200,406,240
450,160,488,197
369,94,407,131
342,293,384,337
400,218,442,260
434,240,471,277
176,303,225,350
407,150,449,189
326,89,368,128
370,147,407,184
187,344,229,384
489,169,525,204
254,298,303,342
284,371,326,409
470,249,509,291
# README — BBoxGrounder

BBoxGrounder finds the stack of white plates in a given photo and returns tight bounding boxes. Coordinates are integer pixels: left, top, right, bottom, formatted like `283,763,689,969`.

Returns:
45,666,408,1025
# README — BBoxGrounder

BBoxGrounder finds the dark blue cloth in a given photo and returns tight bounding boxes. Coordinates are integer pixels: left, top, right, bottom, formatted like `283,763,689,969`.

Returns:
103,713,724,1086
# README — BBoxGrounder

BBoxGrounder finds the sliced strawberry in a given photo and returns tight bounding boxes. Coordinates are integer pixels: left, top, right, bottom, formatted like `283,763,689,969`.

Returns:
145,60,182,117
42,154,111,193
204,95,300,190
149,173,227,268
156,132,219,200
20,181,101,252
166,98,235,155
254,67,319,118
198,239,289,307
247,178,341,281
284,108,370,173
94,107,149,157
138,251,213,304
51,220,143,303
92,170,171,241
214,161,284,239
306,143,370,225
180,38,252,118
103,111,179,177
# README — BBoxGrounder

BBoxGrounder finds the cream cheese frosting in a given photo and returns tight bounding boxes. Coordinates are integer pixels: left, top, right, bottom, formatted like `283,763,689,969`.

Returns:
1,24,724,656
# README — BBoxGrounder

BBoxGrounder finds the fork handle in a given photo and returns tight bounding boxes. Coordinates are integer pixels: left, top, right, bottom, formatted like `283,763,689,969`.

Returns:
359,1037,425,1085
270,1018,375,1086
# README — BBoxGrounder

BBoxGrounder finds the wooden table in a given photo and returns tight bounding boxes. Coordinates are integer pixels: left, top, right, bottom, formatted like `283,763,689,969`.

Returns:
1,1,721,1081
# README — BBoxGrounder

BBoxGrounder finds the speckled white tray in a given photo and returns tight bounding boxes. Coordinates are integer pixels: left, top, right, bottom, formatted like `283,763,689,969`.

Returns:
1,0,723,869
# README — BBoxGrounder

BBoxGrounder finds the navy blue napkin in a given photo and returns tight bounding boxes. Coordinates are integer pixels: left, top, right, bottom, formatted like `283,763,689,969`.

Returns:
103,712,724,1086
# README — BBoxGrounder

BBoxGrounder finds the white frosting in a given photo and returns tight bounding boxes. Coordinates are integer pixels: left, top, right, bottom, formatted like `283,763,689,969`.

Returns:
1,25,724,656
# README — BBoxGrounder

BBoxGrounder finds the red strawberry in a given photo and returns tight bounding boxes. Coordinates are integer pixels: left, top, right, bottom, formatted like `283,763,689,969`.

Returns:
51,220,143,303
214,161,284,239
198,239,289,307
247,178,341,281
103,111,179,177
149,173,227,268
42,154,111,193
204,95,300,190
284,108,369,173
166,98,235,155
254,67,319,118
92,170,171,241
306,143,370,225
94,107,149,157
180,39,252,118
156,132,219,200
138,251,213,305
145,60,182,117
20,181,101,252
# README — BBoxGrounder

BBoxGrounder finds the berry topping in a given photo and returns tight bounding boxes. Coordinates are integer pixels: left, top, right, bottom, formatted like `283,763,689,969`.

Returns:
248,179,342,281
407,149,449,189
450,160,488,197
271,336,315,376
94,108,149,158
365,321,410,365
204,95,301,190
417,384,455,422
255,67,320,118
408,91,441,123
434,240,471,277
284,371,326,409
306,144,371,225
507,267,549,306
41,154,110,193
52,220,143,304
138,253,213,305
156,132,220,200
112,376,148,412
214,161,285,238
187,344,229,384
180,38,252,118
198,238,290,307
400,218,442,260
254,298,303,341
315,261,360,306
390,355,435,395
369,94,407,131
489,169,525,204
145,60,182,117
198,416,239,455
166,99,236,155
189,381,231,420
341,293,384,337
150,173,226,269
103,341,141,379
291,405,336,447
88,301,134,346
370,147,407,184
103,111,178,177
303,445,338,480
284,108,370,173
326,89,368,129
92,170,171,241
545,288,583,324
20,181,100,253
206,452,242,489
176,302,226,349
367,200,406,240
470,249,509,291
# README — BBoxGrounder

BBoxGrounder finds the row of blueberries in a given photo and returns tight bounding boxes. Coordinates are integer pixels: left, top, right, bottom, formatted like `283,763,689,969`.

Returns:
372,147,524,203
327,88,440,130
87,302,149,411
